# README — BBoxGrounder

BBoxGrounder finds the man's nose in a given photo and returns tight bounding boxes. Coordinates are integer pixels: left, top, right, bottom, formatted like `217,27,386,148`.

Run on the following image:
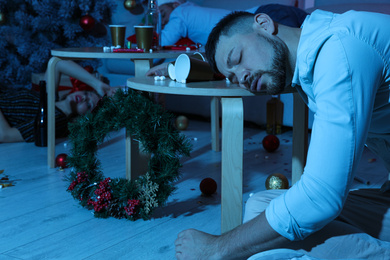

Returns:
238,70,250,87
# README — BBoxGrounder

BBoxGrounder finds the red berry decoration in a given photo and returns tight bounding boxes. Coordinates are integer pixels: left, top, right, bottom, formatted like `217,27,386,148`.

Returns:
79,14,95,31
55,153,68,169
199,177,217,196
262,134,280,152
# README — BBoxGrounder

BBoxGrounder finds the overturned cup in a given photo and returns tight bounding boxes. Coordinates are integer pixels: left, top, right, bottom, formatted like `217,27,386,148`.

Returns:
173,54,215,83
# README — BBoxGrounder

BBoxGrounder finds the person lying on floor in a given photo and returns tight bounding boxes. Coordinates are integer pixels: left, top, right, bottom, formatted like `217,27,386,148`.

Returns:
0,60,113,143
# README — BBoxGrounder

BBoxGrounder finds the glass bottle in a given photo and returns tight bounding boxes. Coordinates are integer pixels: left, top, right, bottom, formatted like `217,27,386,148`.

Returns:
144,0,161,50
266,95,284,135
34,80,48,147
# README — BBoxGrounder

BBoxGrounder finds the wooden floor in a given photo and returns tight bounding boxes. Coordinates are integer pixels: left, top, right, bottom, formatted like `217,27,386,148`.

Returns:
1,118,388,260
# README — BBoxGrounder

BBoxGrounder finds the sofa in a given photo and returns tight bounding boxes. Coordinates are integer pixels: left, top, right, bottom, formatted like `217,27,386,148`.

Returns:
97,0,390,128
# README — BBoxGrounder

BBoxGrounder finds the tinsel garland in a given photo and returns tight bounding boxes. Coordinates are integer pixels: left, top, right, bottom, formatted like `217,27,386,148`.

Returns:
0,0,117,87
66,89,192,220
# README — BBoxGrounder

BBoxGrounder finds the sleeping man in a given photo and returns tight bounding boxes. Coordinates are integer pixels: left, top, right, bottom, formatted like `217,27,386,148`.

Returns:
174,9,390,260
147,1,307,76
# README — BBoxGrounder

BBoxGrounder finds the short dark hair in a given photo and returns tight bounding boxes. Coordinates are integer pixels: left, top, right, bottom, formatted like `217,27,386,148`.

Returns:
205,11,255,74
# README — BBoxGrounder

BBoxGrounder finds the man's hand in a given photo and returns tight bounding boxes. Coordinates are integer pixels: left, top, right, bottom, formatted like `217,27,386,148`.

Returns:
174,213,285,260
175,229,222,260
146,62,170,76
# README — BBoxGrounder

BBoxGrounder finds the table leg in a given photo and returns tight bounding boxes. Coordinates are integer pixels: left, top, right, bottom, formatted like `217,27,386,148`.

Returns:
47,57,62,168
126,58,153,180
125,135,133,180
210,97,220,152
133,59,153,77
292,93,308,184
221,97,244,234
125,133,150,180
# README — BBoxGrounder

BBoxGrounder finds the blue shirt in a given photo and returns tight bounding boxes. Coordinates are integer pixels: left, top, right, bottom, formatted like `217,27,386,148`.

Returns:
161,2,230,46
266,10,390,241
161,3,307,46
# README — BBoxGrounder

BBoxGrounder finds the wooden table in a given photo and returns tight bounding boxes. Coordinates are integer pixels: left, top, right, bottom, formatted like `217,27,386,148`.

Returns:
127,77,308,233
47,47,199,177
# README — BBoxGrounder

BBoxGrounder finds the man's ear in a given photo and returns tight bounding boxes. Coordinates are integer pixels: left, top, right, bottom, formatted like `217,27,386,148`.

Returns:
253,13,276,35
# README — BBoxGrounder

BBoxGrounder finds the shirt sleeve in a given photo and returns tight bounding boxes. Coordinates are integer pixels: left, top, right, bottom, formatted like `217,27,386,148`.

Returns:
266,34,384,240
161,12,187,46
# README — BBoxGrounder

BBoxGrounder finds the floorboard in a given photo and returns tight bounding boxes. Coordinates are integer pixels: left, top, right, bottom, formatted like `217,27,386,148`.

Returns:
0,118,387,260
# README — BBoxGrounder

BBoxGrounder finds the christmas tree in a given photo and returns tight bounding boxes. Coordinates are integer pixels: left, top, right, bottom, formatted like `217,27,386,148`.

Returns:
0,0,117,88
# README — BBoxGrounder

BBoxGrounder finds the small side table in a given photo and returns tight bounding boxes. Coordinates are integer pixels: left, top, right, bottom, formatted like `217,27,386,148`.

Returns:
127,77,308,233
47,47,199,179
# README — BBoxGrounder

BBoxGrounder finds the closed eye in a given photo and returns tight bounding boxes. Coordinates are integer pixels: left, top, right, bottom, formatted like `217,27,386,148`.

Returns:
231,50,241,67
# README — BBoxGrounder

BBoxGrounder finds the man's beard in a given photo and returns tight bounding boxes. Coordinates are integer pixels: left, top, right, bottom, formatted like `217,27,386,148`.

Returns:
251,36,288,95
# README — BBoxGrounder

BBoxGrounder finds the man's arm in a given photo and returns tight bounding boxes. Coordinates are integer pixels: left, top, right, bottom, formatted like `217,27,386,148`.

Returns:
145,62,170,76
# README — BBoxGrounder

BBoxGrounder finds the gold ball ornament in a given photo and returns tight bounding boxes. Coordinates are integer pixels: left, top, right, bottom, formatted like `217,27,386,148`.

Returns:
124,0,137,10
0,11,6,25
265,173,289,190
175,115,189,130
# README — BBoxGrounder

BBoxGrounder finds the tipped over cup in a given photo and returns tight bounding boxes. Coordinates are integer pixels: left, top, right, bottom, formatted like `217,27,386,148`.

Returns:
174,54,215,83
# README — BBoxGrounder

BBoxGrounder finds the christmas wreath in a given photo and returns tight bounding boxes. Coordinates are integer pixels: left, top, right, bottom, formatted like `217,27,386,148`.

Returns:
66,89,192,220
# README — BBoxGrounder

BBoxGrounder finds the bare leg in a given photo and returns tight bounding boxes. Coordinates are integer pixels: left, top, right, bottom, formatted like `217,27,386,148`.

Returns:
0,110,23,143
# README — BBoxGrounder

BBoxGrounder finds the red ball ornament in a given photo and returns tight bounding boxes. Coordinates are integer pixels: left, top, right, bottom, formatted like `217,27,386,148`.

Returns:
79,14,95,31
55,153,68,169
199,177,217,196
262,134,280,153
83,65,94,73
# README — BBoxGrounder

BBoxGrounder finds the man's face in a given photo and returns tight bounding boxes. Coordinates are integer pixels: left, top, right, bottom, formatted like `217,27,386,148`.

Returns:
160,4,175,29
215,30,288,94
